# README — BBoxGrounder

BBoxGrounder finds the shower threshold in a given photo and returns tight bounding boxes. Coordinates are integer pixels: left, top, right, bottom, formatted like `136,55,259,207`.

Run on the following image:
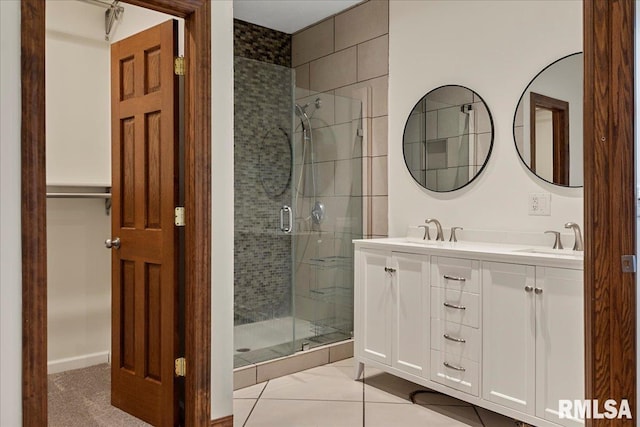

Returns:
234,339,354,390
234,316,351,368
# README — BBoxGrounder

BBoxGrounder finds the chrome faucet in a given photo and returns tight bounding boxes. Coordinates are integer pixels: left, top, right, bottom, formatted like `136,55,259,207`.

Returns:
564,222,584,251
449,227,463,242
425,218,444,241
417,225,430,240
544,230,563,249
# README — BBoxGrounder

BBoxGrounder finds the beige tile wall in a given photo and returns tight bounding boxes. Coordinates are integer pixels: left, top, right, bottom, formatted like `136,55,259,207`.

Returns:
293,0,389,239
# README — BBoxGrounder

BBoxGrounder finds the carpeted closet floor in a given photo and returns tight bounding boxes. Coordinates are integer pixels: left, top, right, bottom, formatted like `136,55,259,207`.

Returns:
48,364,151,427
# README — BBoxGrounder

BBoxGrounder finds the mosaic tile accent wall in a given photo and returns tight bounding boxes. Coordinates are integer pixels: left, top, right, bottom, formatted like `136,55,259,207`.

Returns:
234,19,291,67
234,21,294,324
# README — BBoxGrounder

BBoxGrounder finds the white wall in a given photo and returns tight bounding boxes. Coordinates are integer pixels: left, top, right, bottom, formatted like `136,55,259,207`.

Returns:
210,1,235,419
46,199,112,373
46,1,111,186
0,1,23,424
45,0,112,371
388,1,583,238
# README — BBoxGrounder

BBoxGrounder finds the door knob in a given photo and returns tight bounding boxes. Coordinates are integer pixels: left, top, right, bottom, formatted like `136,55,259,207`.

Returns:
105,237,121,249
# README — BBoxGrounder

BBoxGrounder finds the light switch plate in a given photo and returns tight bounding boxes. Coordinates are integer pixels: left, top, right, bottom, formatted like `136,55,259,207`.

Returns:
529,193,551,216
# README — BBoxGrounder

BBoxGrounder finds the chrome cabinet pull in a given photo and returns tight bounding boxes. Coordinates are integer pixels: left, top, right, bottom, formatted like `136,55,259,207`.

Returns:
280,205,292,233
443,302,466,310
443,334,466,343
443,274,466,282
535,288,543,295
384,267,396,273
524,285,534,293
443,361,466,372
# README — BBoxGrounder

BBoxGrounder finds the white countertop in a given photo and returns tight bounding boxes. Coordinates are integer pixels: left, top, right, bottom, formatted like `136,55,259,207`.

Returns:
354,237,584,270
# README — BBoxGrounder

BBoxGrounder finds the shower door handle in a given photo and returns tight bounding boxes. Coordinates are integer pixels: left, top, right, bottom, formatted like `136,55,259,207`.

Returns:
280,205,292,233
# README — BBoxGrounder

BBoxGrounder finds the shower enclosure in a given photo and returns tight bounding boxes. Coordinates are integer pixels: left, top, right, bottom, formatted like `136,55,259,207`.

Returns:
234,57,363,368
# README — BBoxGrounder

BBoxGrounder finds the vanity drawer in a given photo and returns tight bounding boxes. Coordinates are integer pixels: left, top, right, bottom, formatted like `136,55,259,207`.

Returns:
430,349,479,397
431,287,480,328
431,319,480,362
431,257,480,294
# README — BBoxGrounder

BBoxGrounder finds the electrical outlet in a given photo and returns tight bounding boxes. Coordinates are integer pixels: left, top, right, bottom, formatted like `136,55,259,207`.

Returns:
529,193,551,216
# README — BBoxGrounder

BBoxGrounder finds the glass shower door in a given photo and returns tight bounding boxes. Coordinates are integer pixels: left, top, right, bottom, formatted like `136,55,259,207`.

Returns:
233,56,363,368
290,90,363,351
233,57,296,368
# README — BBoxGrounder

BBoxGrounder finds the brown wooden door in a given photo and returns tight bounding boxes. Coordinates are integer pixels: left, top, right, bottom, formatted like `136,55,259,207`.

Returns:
109,20,179,427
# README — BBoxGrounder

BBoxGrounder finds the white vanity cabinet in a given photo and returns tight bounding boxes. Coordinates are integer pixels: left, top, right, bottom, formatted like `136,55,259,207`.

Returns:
483,262,584,427
482,262,536,413
356,248,429,377
430,256,481,396
535,267,584,427
354,238,584,427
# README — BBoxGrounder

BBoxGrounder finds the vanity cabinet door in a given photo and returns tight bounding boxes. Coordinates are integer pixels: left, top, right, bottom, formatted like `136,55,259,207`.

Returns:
482,262,536,415
392,252,429,377
358,249,393,365
535,267,584,427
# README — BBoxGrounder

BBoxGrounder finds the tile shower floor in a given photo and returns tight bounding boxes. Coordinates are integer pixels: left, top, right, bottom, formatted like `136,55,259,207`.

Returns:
234,317,351,368
233,358,519,427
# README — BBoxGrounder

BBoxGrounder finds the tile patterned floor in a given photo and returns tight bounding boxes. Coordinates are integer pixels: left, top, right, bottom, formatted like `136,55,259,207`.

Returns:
233,358,520,427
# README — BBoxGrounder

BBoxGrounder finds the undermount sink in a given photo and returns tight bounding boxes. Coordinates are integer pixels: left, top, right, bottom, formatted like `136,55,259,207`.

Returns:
514,247,583,257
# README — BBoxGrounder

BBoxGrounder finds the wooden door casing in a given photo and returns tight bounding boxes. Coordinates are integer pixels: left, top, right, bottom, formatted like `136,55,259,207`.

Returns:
584,1,636,426
110,20,178,427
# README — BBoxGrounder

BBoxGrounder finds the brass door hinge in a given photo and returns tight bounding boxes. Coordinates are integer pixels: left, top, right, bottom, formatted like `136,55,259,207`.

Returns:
174,207,185,226
175,357,186,377
174,56,185,76
622,255,637,273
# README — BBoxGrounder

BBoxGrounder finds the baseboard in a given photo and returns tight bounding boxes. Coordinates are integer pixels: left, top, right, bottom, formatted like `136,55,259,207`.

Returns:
47,351,110,374
210,415,233,427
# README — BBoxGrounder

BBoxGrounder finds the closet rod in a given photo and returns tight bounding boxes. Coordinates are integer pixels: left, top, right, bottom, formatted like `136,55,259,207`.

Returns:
46,186,112,215
77,0,123,12
46,193,111,199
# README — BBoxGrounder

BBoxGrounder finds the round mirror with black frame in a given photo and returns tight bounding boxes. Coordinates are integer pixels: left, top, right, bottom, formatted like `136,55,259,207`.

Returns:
402,85,495,192
513,52,583,187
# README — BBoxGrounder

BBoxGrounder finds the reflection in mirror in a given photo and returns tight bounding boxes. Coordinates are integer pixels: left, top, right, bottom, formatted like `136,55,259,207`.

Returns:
403,85,494,192
514,52,582,187
259,126,292,197
531,92,569,185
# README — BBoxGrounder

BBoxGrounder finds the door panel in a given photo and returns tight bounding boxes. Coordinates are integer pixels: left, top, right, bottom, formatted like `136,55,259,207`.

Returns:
482,262,535,415
110,20,178,427
360,249,392,365
393,252,429,377
535,267,584,427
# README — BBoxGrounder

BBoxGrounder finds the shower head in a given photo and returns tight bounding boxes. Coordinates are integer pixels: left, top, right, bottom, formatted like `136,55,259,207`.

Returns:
296,97,322,117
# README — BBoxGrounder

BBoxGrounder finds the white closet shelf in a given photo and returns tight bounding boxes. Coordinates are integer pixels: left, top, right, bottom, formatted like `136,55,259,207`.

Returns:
46,185,112,215
46,192,111,198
